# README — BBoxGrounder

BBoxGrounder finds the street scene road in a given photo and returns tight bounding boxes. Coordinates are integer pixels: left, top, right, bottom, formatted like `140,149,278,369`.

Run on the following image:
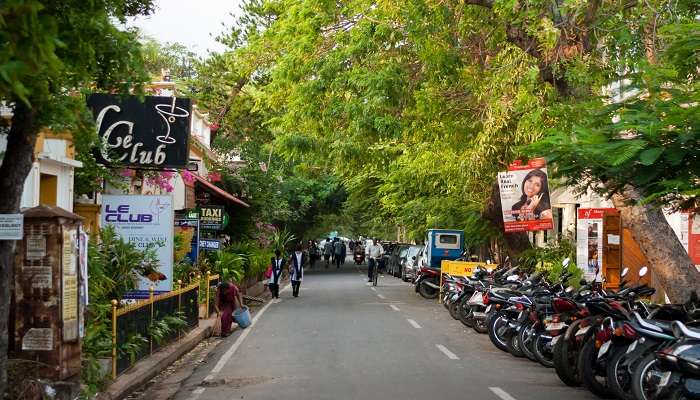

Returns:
173,265,597,400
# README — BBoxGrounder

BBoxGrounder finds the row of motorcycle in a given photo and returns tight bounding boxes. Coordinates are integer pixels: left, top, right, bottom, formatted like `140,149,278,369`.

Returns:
437,261,700,399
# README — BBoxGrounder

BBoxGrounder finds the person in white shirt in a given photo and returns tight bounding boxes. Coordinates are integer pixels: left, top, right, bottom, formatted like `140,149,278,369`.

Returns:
289,243,306,297
365,238,384,282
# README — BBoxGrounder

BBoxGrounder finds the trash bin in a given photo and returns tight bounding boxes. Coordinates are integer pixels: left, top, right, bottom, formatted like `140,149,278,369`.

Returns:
233,306,251,329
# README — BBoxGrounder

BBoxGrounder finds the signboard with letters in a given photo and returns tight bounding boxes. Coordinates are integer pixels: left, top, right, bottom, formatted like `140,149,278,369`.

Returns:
0,214,23,240
87,94,192,169
576,208,616,281
199,205,224,230
199,238,221,252
101,195,174,291
497,158,554,233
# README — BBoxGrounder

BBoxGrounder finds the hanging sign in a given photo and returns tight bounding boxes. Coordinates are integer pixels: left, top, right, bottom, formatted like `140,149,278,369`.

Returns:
101,195,174,291
0,214,23,240
576,208,615,281
688,213,700,267
497,158,554,233
199,205,224,230
175,218,199,263
87,94,192,169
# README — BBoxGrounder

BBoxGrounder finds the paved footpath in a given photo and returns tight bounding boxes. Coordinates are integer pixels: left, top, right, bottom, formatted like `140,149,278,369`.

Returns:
172,264,598,400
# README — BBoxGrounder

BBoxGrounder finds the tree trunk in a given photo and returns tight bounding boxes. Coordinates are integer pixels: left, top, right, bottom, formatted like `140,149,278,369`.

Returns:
483,181,532,259
612,187,700,303
0,100,39,400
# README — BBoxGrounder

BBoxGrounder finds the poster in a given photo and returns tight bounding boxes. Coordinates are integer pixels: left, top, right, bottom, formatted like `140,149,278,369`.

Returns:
576,208,614,281
22,328,53,351
101,195,174,291
62,228,79,341
688,213,700,266
174,218,199,263
0,214,23,240
497,158,554,233
26,235,47,260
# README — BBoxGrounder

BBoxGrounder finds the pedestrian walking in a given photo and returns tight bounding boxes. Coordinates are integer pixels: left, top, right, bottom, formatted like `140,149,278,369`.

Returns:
308,240,318,269
269,249,285,299
323,238,333,268
333,238,344,268
214,281,243,337
289,243,305,297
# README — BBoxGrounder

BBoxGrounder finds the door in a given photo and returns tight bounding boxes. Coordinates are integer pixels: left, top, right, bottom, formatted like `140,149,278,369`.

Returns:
603,210,622,289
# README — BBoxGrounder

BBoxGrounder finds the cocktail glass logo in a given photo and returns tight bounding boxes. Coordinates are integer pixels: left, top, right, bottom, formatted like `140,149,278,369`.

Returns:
150,198,171,223
155,97,190,145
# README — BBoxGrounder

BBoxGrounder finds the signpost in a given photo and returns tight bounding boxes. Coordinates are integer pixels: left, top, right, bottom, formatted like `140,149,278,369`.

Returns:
0,214,23,240
199,238,221,252
101,195,174,291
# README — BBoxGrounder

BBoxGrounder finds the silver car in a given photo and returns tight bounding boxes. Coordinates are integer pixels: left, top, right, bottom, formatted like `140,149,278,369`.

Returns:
401,245,424,282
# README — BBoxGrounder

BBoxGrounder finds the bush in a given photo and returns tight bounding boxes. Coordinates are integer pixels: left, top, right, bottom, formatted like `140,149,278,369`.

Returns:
518,239,583,287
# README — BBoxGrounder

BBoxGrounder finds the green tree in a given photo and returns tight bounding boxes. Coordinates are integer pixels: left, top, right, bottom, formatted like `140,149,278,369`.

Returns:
0,1,154,396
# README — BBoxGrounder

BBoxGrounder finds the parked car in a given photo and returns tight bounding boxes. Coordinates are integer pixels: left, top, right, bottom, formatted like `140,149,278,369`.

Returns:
401,245,424,282
388,244,410,277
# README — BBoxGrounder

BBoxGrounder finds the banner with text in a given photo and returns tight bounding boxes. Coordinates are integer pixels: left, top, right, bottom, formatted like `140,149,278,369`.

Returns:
101,195,174,291
576,208,615,282
497,158,554,233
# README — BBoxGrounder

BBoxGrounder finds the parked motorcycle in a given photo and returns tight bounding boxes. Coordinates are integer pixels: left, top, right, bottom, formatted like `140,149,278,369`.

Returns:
415,267,440,299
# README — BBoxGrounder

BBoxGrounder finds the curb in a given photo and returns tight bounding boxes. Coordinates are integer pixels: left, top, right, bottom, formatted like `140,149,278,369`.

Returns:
99,319,215,400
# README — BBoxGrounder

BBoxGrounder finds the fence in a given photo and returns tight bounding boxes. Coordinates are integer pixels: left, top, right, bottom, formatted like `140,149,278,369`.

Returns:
110,273,219,379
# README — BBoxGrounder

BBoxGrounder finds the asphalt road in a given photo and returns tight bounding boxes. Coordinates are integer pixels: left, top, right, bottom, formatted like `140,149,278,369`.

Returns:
173,262,598,400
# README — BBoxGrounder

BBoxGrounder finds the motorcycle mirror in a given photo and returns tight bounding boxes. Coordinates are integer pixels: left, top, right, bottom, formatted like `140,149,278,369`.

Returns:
639,266,648,277
565,286,575,294
412,256,416,260
562,257,570,267
621,267,629,278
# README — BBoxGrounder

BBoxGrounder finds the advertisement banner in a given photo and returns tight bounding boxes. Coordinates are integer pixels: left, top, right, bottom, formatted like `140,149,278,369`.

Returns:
199,205,224,230
688,213,700,267
87,94,192,169
175,218,199,263
101,195,174,291
576,208,615,281
497,158,554,233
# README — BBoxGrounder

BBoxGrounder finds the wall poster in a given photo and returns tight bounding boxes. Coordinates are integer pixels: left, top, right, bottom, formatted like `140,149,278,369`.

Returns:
576,208,615,282
497,158,554,233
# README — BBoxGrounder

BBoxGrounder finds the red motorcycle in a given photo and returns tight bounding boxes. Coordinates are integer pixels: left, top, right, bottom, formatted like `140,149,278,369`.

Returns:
414,267,440,299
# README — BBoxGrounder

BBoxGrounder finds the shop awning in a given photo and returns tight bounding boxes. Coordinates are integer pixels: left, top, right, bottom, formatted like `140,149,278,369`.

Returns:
192,174,249,208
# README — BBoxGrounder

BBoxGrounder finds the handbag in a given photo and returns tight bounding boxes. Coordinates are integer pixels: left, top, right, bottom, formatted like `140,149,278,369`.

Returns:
212,315,222,337
264,265,273,279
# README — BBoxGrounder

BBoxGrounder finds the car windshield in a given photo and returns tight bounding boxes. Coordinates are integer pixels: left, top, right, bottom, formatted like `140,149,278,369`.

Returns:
407,246,421,257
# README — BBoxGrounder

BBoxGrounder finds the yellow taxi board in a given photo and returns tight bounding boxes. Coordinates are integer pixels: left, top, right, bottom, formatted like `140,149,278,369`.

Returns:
440,260,494,277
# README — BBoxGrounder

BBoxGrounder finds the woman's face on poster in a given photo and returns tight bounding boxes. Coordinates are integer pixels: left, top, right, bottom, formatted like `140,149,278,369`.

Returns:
523,175,544,198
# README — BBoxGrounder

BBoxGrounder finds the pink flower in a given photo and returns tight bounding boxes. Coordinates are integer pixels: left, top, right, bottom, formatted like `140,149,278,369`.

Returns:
181,170,195,185
208,172,222,182
120,168,135,178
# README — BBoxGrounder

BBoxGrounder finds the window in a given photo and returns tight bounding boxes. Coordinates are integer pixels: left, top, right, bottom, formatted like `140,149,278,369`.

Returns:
438,235,457,244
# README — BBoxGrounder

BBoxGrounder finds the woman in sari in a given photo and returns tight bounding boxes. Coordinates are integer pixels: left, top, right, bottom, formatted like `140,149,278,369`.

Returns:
215,281,243,337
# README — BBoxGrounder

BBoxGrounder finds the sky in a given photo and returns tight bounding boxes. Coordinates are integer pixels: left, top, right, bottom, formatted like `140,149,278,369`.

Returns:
128,0,244,56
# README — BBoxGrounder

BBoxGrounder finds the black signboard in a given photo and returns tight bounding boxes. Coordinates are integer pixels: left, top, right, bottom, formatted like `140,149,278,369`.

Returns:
199,205,224,230
87,93,192,169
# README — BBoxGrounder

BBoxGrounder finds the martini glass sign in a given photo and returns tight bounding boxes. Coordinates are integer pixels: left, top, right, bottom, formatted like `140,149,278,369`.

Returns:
155,97,190,145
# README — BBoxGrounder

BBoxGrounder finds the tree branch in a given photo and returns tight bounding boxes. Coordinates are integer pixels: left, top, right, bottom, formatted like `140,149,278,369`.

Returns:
463,0,494,8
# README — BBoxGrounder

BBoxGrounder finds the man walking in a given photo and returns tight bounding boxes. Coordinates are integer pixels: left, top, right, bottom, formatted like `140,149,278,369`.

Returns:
269,249,285,299
323,238,333,268
334,238,344,268
365,238,384,282
289,243,305,297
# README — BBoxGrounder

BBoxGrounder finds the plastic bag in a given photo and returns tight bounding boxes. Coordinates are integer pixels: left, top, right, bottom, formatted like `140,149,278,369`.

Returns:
212,315,222,337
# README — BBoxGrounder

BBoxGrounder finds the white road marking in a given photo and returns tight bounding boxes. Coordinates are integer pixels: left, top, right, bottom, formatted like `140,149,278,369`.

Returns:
407,319,422,329
370,287,376,291
377,294,385,299
204,284,287,382
390,304,400,311
189,386,205,400
489,387,518,400
435,344,459,360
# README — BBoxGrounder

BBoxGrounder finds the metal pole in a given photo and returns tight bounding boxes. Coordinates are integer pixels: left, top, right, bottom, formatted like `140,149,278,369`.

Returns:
177,280,182,341
205,271,211,318
111,299,118,380
149,286,155,355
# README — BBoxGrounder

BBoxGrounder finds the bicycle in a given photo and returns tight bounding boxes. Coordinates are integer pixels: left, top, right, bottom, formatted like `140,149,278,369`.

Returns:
371,256,380,286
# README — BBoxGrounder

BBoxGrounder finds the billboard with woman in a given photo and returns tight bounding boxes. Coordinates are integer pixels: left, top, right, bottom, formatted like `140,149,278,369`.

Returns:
497,158,554,233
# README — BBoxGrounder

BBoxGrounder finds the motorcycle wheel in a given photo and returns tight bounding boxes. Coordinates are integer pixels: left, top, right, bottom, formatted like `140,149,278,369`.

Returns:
631,353,668,400
553,319,584,387
473,317,488,334
449,301,461,320
533,332,554,368
458,298,474,328
506,328,525,358
517,322,538,362
487,312,510,352
418,282,438,299
578,337,615,399
606,345,637,400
